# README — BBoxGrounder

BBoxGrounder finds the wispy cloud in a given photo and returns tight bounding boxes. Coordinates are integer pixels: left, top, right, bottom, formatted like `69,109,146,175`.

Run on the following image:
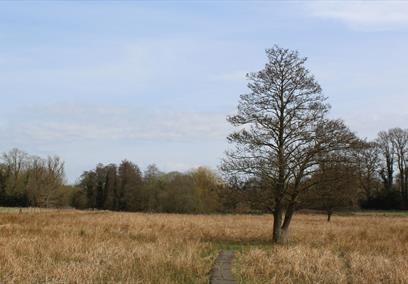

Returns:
306,1,408,31
1,103,230,145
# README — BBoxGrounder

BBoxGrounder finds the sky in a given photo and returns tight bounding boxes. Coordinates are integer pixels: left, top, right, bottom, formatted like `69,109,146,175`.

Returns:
1,1,408,183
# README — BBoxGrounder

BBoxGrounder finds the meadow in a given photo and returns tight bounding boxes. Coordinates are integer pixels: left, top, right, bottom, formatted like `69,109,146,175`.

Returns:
0,208,407,283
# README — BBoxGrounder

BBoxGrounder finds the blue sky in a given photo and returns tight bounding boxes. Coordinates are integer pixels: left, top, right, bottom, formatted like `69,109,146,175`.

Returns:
1,1,408,183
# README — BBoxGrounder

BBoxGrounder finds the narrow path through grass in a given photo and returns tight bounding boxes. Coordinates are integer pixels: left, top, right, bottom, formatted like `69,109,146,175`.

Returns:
210,250,236,284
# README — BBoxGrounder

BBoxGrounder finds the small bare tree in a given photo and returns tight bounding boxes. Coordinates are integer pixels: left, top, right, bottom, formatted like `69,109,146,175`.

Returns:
354,141,381,200
1,148,29,195
389,128,408,203
302,154,359,222
222,46,355,243
26,155,65,207
376,131,395,192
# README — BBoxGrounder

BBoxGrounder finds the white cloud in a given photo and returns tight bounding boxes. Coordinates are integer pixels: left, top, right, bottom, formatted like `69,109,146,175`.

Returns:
306,1,408,31
0,103,232,182
1,103,230,144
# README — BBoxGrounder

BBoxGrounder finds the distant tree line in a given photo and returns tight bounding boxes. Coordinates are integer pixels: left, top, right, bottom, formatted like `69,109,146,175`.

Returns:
1,136,407,214
71,130,408,214
0,148,66,208
357,128,408,210
0,150,225,213
74,162,222,213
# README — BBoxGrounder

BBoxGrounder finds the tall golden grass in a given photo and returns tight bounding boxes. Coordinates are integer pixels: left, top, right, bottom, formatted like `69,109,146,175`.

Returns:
0,209,407,283
234,214,408,284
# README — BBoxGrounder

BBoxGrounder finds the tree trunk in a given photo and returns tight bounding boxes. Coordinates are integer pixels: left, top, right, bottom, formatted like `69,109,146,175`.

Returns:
272,206,283,243
280,203,295,243
327,210,332,222
405,169,408,205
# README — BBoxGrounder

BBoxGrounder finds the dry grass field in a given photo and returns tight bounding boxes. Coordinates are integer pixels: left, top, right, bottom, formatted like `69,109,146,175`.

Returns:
233,214,408,284
0,208,407,283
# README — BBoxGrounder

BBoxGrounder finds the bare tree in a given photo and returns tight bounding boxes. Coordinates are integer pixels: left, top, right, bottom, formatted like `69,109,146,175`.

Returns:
0,149,65,208
1,148,29,195
222,46,355,243
25,156,46,206
354,141,381,200
376,131,395,192
389,128,408,203
44,156,65,207
302,153,359,222
26,155,65,207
